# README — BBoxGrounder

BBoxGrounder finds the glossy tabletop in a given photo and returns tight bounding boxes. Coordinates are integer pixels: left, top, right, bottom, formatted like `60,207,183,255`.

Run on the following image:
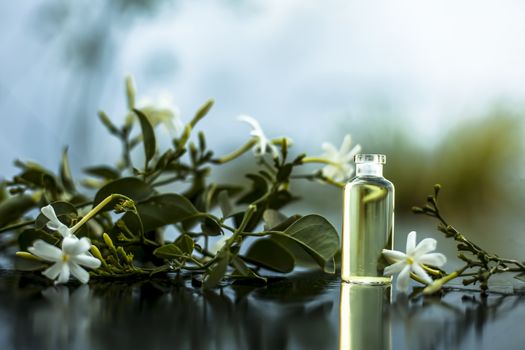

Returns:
0,270,524,350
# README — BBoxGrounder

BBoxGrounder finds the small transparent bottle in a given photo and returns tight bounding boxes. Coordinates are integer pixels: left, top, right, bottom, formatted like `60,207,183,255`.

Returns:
341,154,394,284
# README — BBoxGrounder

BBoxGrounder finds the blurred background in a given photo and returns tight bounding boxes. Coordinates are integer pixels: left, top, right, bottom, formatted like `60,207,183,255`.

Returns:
1,0,525,268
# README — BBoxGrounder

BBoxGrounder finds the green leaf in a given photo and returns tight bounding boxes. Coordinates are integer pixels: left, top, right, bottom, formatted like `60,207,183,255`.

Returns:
268,214,340,270
18,229,59,251
42,174,61,201
15,161,55,188
200,184,243,214
153,244,184,259
267,189,298,210
174,234,195,255
268,214,302,232
262,209,288,230
83,165,120,180
323,256,336,274
116,211,144,239
15,255,46,271
134,193,200,232
245,239,295,273
0,195,37,229
203,253,229,289
93,177,154,209
218,190,233,218
271,237,319,269
237,174,268,204
200,217,223,236
60,148,76,193
133,109,157,167
230,256,267,282
35,201,78,229
98,111,120,136
154,149,175,172
276,163,293,182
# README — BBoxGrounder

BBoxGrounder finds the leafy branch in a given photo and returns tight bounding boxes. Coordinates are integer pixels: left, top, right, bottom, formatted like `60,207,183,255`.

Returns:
1,77,351,289
413,185,525,293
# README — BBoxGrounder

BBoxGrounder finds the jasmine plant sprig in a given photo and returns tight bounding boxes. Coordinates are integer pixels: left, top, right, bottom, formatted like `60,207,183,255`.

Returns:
413,184,525,293
2,77,356,288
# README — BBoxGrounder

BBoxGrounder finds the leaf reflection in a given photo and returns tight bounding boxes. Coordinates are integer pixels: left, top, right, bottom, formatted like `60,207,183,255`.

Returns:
2,271,336,350
390,289,525,349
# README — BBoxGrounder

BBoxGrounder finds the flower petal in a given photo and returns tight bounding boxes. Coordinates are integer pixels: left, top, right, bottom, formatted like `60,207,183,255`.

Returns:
384,260,407,276
412,263,433,284
46,221,60,231
405,231,417,253
28,240,62,262
57,225,72,238
396,264,412,293
418,252,447,267
413,238,437,258
339,135,353,155
72,254,101,269
382,249,407,262
321,165,337,180
69,263,90,284
62,237,91,256
339,163,353,180
56,263,70,284
257,135,268,155
238,115,262,133
41,205,61,225
42,262,62,280
321,142,338,156
342,144,362,162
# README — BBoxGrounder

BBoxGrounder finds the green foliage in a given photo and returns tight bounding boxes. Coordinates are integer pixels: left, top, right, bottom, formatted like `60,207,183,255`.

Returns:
245,239,294,273
413,184,525,294
93,178,154,208
133,108,157,168
2,78,343,289
267,215,339,271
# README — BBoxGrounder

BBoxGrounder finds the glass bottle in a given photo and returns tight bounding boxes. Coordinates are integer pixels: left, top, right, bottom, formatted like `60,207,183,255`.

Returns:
341,154,394,284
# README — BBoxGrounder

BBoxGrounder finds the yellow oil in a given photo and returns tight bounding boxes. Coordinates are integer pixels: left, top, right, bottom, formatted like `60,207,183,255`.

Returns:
342,176,394,284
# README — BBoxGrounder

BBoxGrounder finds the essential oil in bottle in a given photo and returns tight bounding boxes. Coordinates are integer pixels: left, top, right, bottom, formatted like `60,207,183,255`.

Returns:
341,154,394,284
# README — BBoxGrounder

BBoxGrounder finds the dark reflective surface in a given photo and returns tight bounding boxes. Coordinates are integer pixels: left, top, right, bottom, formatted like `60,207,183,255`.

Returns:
1,270,525,350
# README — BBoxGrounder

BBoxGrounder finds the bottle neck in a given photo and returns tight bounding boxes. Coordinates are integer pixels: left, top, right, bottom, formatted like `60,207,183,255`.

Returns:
356,163,383,177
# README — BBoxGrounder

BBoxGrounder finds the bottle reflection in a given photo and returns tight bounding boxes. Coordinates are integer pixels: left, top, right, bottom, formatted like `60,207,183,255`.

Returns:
339,282,391,350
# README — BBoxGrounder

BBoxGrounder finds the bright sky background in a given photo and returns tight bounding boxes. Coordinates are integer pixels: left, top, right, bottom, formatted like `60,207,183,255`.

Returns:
2,0,525,175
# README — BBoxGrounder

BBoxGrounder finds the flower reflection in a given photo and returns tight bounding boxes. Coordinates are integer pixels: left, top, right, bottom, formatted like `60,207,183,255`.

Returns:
32,285,100,350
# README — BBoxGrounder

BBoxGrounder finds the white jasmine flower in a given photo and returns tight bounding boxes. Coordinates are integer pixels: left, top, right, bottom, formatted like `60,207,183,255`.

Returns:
41,204,72,238
382,231,447,293
320,135,361,182
238,115,280,158
28,237,101,284
137,92,184,137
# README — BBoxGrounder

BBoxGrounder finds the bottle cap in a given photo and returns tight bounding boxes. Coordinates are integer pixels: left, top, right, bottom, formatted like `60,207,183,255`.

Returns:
354,154,386,164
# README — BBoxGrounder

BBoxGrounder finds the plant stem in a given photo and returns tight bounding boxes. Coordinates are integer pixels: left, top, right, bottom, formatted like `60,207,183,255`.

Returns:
0,220,35,234
301,157,339,166
212,139,256,164
70,194,133,234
